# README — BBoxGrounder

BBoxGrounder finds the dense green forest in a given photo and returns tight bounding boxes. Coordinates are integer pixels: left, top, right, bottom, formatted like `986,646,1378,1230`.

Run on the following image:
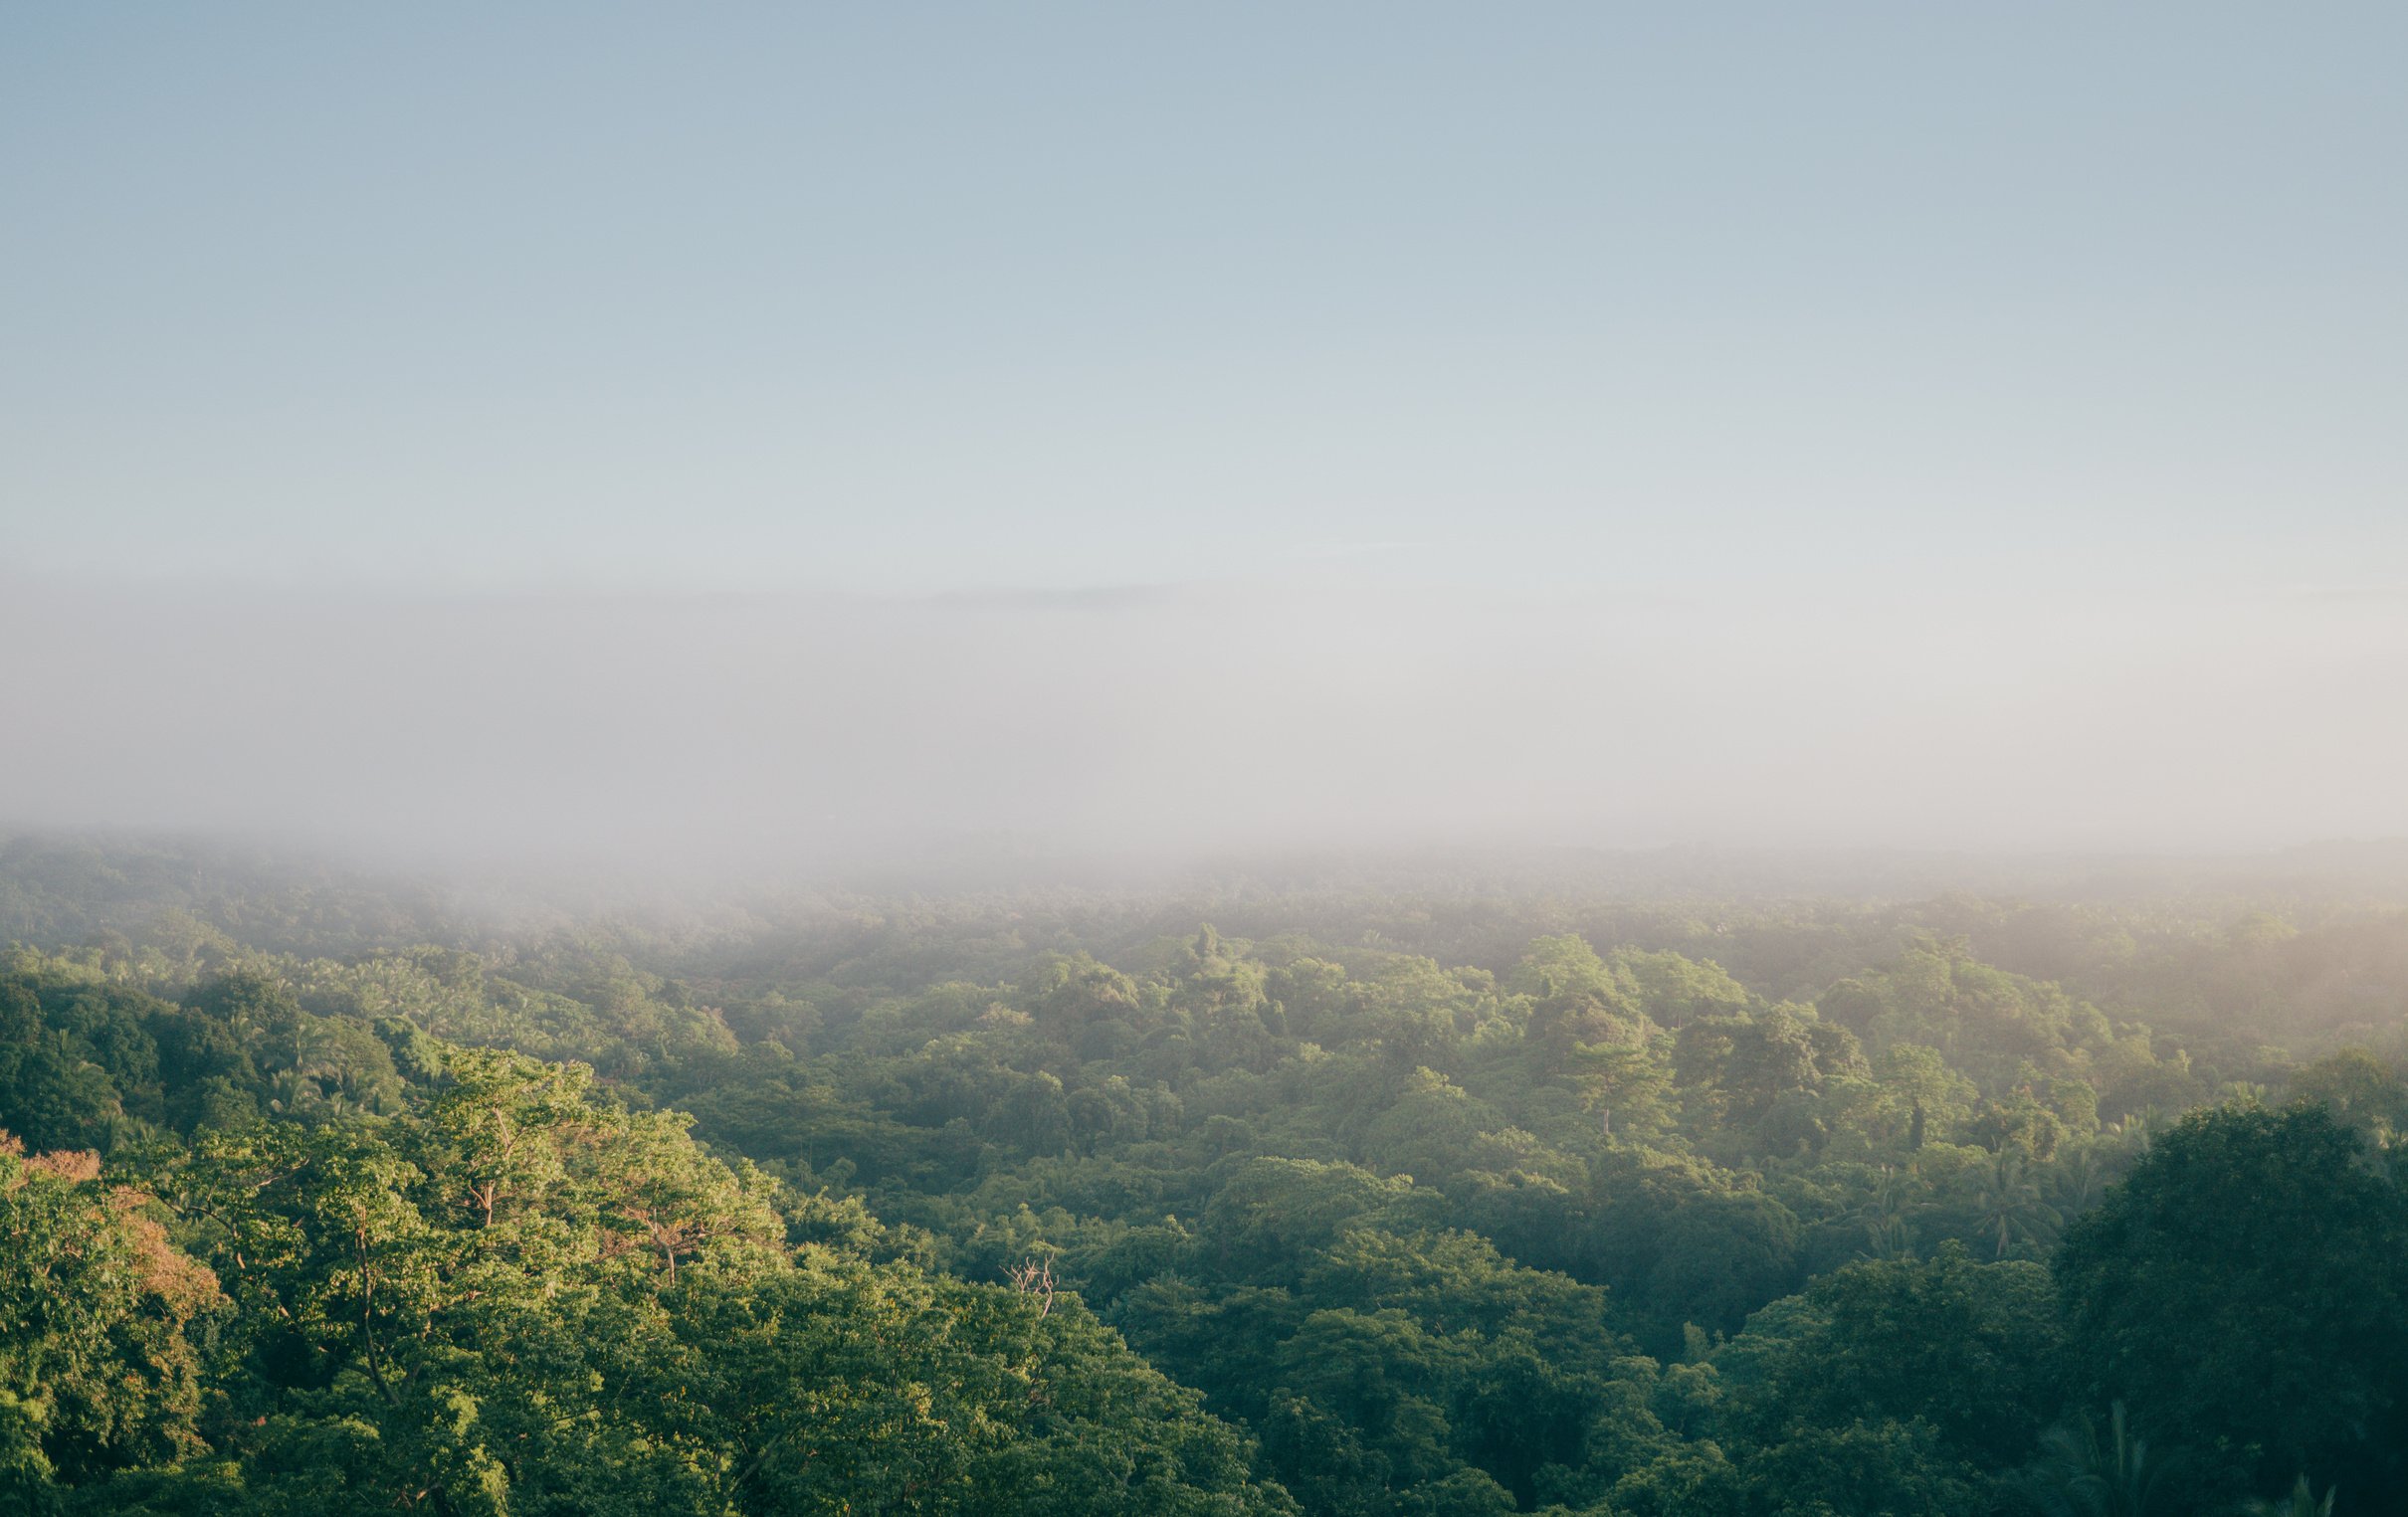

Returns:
6,836,2408,1514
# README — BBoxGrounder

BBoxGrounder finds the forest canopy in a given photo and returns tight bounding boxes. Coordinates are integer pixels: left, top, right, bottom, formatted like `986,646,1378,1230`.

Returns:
3,838,2407,1514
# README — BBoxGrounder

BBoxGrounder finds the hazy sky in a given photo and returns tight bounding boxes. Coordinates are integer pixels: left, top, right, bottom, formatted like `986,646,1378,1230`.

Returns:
4,7,2404,859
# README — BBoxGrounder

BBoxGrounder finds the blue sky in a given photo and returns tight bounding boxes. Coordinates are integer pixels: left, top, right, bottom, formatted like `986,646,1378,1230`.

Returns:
5,7,2405,856
6,4,2402,598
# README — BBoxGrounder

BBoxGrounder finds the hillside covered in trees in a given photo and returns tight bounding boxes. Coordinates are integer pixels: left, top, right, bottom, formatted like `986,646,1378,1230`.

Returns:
5,837,2408,1514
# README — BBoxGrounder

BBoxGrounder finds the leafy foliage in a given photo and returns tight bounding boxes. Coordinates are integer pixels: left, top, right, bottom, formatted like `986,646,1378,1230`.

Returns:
6,845,2408,1512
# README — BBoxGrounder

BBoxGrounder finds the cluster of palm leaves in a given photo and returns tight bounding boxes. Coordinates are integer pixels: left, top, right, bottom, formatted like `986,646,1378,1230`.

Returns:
1854,1165,1921,1261
1972,1151,2062,1259
1855,1151,2065,1262
2007,1403,2173,1516
2246,1476,2339,1517
2008,1403,2337,1517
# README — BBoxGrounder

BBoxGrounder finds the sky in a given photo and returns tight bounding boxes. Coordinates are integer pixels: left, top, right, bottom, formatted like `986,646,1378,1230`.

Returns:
3,5,2405,863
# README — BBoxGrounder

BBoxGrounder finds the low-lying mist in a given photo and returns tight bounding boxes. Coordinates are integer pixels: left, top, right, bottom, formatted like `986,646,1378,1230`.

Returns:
5,571,2403,876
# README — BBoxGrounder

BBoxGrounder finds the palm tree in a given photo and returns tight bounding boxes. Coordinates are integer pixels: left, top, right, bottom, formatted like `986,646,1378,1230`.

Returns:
2008,1403,2173,1517
2245,1476,2335,1517
1972,1150,2060,1259
265,1065,321,1118
2109,1106,2161,1157
2046,1145,2107,1222
1852,1165,1922,1261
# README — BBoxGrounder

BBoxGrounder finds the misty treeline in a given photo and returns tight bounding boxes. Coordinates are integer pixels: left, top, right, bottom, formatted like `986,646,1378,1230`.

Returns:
5,841,2408,1514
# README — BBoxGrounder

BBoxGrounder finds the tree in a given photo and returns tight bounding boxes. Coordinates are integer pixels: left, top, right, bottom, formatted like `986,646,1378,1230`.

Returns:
1566,1035,1676,1141
1511,936,1646,1068
2291,1048,2407,1147
1740,1418,1979,1517
2006,1403,2175,1517
1727,1242,2066,1471
138,1037,1297,1515
2247,1476,2338,1517
1677,1013,1824,1125
0,1133,220,1505
2054,1105,2408,1501
1966,1151,2059,1259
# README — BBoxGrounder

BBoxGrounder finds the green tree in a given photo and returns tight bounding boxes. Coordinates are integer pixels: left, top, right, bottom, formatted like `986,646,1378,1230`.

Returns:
0,1134,220,1507
1726,1242,2065,1471
2054,1106,2408,1500
2006,1403,2175,1517
1966,1151,2060,1260
2246,1476,2338,1517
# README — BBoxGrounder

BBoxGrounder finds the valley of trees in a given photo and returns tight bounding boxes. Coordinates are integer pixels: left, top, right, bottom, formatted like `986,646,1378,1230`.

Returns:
6,837,2408,1514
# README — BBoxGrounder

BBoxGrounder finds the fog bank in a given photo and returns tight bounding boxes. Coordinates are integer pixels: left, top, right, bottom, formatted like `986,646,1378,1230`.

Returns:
4,573,2402,871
